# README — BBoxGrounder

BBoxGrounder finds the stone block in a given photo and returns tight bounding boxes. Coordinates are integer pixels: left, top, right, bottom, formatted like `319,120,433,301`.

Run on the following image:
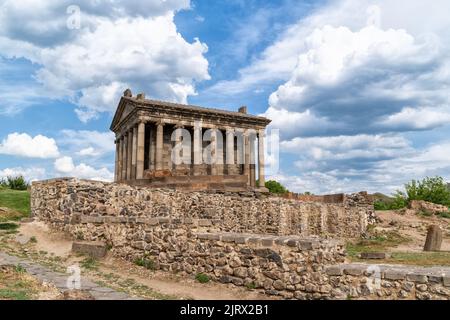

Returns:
423,225,443,252
72,241,107,259
406,273,428,283
443,276,450,287
147,218,160,226
326,265,344,276
360,252,389,260
384,269,406,280
198,219,212,227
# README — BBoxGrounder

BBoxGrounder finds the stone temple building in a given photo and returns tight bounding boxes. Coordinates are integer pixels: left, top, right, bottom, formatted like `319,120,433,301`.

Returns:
110,89,271,191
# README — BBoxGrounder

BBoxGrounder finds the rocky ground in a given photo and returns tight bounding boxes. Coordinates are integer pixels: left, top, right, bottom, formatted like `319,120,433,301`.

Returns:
347,208,450,266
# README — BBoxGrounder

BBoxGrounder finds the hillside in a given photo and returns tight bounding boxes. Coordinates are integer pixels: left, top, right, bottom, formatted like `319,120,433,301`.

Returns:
0,188,30,222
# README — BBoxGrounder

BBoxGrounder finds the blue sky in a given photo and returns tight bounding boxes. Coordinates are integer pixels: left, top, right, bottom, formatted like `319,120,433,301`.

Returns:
1,0,450,194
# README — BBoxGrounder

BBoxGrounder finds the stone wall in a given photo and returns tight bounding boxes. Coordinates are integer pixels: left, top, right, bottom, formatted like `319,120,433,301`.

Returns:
30,178,450,300
31,178,372,238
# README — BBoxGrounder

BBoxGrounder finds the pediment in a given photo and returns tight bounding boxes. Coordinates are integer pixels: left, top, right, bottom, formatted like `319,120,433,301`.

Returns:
110,98,136,132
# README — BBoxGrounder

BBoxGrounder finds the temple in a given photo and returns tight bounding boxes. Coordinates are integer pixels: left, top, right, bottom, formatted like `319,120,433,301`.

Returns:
110,89,271,191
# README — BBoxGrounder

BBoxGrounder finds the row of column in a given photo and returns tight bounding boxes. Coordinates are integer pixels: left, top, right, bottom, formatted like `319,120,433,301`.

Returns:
114,121,265,187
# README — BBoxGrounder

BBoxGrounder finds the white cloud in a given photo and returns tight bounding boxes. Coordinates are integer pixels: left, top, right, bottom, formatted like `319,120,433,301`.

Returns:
379,107,450,130
54,156,75,173
54,156,113,181
211,0,450,95
0,167,46,182
77,147,100,157
58,130,115,158
0,1,210,121
0,133,59,158
281,134,411,161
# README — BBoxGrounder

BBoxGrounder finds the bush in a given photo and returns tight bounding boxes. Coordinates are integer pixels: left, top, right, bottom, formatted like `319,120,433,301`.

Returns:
134,256,156,270
403,177,450,207
374,191,408,210
263,180,289,194
195,273,210,284
2,176,29,191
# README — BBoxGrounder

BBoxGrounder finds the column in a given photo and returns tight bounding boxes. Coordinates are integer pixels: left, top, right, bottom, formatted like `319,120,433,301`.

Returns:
244,130,250,185
226,128,235,175
155,121,164,171
249,130,256,188
193,123,202,176
131,125,137,180
114,139,119,182
149,124,156,171
126,129,133,180
121,133,128,180
117,137,123,181
173,124,183,168
136,122,145,179
258,129,266,188
210,128,217,176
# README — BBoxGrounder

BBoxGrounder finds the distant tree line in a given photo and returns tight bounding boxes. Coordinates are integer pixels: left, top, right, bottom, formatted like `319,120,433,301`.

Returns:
0,176,29,191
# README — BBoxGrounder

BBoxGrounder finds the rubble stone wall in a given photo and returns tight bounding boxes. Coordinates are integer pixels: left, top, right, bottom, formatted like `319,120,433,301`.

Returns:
31,178,373,238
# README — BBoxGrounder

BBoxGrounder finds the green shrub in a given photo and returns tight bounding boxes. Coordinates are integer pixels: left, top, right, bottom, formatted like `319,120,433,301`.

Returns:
263,180,289,194
14,265,26,273
81,257,98,270
374,192,408,210
29,236,37,243
404,177,450,206
438,212,450,219
195,273,210,284
3,176,29,191
0,222,19,230
134,256,156,270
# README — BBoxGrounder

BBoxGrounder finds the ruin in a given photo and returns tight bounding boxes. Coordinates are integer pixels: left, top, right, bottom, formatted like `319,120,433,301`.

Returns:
111,89,271,191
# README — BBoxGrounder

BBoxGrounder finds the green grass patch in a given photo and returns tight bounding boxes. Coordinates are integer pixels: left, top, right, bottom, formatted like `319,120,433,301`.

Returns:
388,252,450,266
0,222,19,231
346,231,411,259
134,256,156,270
0,189,30,222
438,211,450,219
195,273,210,284
80,257,99,270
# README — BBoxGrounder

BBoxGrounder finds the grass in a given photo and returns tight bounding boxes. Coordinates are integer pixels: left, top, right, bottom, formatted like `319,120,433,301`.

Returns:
438,211,450,219
80,257,99,270
0,222,19,231
346,230,411,259
387,252,450,266
0,189,30,222
0,266,38,300
195,273,210,284
134,256,156,270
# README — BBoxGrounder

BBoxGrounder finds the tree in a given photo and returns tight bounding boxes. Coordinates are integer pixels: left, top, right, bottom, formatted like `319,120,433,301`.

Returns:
5,176,29,191
263,180,289,194
403,176,450,206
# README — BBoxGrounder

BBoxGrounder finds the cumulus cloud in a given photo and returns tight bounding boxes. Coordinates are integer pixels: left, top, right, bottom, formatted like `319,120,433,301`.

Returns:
0,0,210,121
268,24,447,136
58,129,115,158
54,156,113,181
258,0,450,193
0,133,59,158
0,167,46,181
379,107,450,131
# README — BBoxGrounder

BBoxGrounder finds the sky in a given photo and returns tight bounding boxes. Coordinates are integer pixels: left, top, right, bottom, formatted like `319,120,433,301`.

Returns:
0,0,450,195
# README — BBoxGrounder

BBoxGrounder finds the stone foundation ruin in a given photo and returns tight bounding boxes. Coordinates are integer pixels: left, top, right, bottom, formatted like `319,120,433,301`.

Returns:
30,178,450,300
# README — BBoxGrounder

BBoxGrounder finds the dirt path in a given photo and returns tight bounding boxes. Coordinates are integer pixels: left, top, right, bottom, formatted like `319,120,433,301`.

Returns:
95,256,271,300
11,220,272,300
